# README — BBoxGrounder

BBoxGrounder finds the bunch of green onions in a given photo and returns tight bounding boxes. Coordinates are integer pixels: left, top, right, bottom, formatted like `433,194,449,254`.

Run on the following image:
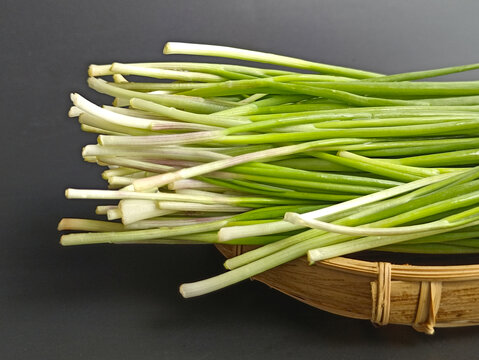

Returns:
60,42,479,298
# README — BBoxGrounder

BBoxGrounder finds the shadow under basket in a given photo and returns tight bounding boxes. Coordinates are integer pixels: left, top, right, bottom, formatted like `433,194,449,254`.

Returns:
216,244,479,335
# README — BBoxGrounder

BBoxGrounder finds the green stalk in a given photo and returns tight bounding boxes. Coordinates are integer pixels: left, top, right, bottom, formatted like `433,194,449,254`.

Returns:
97,157,174,174
71,93,162,130
64,45,479,298
109,81,213,91
129,97,247,127
82,145,229,163
247,106,479,122
61,204,322,246
80,124,121,135
389,227,479,245
250,102,350,115
389,148,479,167
200,177,358,202
157,202,250,212
347,137,479,157
226,172,383,194
61,219,231,246
443,238,479,247
368,63,479,82
99,102,383,147
239,168,478,261
269,157,357,172
221,173,456,248
88,77,231,114
89,61,296,78
308,219,479,262
181,178,479,297
125,216,232,229
313,115,478,129
230,162,401,188
132,138,365,191
288,201,479,236
102,167,138,179
280,79,479,97
311,152,421,182
302,180,479,259
218,119,479,145
181,212,479,297
420,95,479,106
78,113,157,136
163,42,380,79
338,151,442,177
65,188,316,207
58,218,125,232
110,63,226,82
180,78,428,107
213,95,307,116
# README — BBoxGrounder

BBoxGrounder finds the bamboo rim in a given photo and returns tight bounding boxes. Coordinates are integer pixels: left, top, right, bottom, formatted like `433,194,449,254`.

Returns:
319,256,479,282
216,244,479,335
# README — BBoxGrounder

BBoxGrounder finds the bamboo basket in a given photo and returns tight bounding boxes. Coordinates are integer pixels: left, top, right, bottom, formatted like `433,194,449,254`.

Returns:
216,244,479,334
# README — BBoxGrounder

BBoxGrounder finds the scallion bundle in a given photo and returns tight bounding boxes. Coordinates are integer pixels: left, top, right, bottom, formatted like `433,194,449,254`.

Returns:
60,42,479,298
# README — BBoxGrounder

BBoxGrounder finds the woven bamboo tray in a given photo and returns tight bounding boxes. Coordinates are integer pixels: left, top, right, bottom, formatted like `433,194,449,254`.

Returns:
216,244,479,334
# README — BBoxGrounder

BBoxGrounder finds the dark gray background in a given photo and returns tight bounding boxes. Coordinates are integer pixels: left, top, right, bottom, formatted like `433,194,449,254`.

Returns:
2,0,479,359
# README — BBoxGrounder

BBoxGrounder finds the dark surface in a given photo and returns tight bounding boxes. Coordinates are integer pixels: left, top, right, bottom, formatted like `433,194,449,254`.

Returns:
2,0,479,359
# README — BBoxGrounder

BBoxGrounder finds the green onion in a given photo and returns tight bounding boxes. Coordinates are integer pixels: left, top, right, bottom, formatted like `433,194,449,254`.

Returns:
60,42,479,298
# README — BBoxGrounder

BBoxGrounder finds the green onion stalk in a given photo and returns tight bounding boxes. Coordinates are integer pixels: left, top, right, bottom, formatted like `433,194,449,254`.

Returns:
60,42,479,298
